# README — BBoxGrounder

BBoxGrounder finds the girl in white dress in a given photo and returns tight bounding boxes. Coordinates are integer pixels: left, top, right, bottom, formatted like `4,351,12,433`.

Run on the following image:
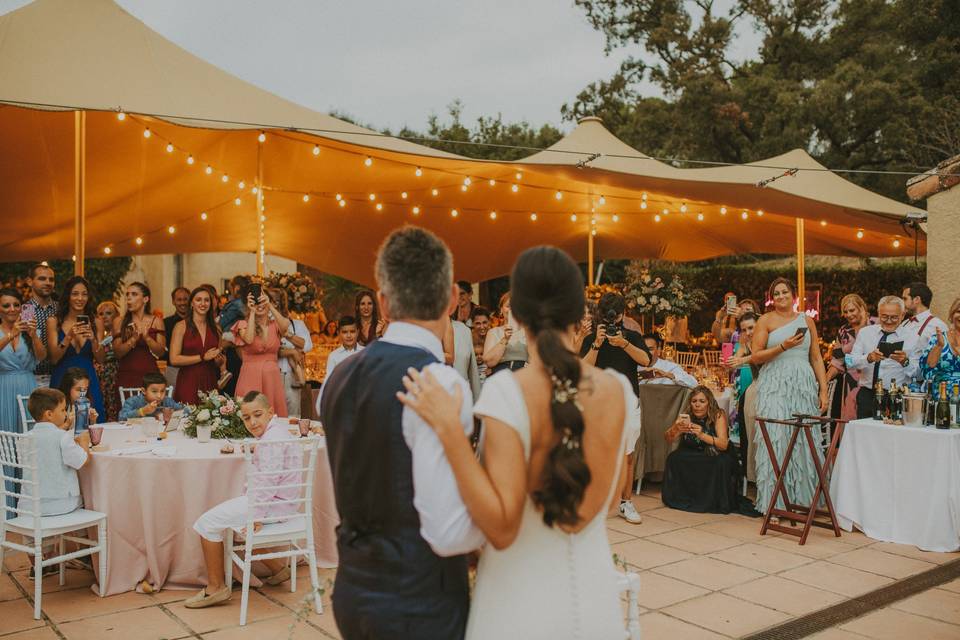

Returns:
399,246,637,640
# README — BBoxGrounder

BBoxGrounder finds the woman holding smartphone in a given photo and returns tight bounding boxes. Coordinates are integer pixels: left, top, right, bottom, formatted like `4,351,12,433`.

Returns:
483,292,529,373
749,278,828,520
232,284,290,416
48,276,105,423
113,282,166,390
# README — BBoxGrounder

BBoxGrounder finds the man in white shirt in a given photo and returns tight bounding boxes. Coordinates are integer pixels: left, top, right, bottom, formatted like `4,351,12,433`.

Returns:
319,227,481,639
314,316,363,416
640,334,698,388
451,319,482,400
277,304,313,418
850,295,918,419
901,282,949,380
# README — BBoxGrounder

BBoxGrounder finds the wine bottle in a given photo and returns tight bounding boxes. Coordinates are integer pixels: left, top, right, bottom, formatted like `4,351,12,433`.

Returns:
874,381,885,421
888,380,900,423
951,383,960,427
935,381,951,429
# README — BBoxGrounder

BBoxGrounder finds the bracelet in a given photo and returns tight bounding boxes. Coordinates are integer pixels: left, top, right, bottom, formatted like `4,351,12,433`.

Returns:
780,343,786,352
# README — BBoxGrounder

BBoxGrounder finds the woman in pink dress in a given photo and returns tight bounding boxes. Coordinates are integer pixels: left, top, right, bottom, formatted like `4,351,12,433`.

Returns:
232,286,290,416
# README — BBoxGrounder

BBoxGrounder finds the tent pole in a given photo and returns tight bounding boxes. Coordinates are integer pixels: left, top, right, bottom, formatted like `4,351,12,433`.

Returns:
587,228,595,285
74,110,86,276
255,143,265,277
796,218,806,312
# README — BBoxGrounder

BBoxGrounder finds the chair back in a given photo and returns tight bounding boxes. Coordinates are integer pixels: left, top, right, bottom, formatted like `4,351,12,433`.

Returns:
702,350,722,367
119,386,173,404
16,395,34,432
675,351,700,369
0,431,40,534
240,436,320,531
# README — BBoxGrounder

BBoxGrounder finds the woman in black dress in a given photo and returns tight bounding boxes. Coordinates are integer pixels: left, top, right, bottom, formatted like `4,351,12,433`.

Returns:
662,386,738,513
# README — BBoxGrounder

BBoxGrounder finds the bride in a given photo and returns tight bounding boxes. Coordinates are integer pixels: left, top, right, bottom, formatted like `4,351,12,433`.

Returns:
398,246,637,639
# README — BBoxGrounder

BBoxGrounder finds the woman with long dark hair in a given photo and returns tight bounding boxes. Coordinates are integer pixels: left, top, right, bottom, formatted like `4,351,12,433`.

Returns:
169,286,224,404
662,386,738,513
354,290,384,346
113,282,166,389
48,276,105,422
398,246,637,638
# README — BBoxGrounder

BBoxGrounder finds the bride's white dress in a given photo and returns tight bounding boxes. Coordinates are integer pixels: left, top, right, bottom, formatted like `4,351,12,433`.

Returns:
467,369,634,640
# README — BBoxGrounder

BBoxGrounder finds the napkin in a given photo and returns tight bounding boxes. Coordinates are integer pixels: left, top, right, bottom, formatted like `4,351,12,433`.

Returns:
152,447,177,457
113,445,153,456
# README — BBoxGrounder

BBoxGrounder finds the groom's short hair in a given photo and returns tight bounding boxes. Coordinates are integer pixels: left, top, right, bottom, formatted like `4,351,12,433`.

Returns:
375,226,453,321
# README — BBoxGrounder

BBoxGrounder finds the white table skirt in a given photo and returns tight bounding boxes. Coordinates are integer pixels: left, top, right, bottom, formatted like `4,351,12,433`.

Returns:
829,419,960,552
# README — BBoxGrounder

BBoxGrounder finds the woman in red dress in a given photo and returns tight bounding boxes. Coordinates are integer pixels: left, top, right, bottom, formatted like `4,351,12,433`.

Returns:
114,282,166,390
170,286,224,404
232,286,290,416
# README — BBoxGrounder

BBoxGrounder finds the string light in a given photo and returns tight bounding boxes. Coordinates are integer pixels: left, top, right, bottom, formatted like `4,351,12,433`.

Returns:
187,155,195,165
570,214,577,222
463,177,472,186
680,203,687,213
200,212,208,221
234,197,241,205
165,143,174,153
640,202,647,210
654,214,661,222
641,193,647,201
221,174,229,183
490,211,497,220
856,229,864,239
135,237,143,246
412,206,420,215
599,196,606,206
820,220,827,226
368,193,376,201
720,207,727,215
335,193,342,201
431,189,439,197
302,194,310,202
511,184,519,193
415,167,422,177
612,214,619,222
168,225,176,234
530,213,537,221
143,128,151,138
461,185,468,192
401,191,408,199
338,200,346,208
741,211,748,220
662,208,669,215
515,172,523,180
205,165,213,175
103,246,112,254
489,179,495,186
116,112,126,121
555,191,563,200
451,209,459,218
238,180,245,189
697,213,704,221
313,144,320,156
375,203,383,211
251,186,258,194
258,132,266,143
893,239,901,248
757,210,764,216
591,229,597,236
364,156,373,167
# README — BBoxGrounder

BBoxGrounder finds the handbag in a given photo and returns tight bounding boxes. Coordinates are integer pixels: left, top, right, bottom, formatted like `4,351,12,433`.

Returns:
289,352,306,388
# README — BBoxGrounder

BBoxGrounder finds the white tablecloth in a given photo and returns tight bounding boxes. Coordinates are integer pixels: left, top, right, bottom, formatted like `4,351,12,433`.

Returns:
829,419,960,552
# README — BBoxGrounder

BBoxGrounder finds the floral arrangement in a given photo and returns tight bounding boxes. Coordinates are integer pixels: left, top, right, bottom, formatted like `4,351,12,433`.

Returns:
624,262,707,319
585,283,625,303
182,390,248,439
265,271,321,314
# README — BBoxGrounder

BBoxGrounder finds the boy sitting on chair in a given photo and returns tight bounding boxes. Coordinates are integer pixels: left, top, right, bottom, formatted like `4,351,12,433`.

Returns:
22,388,91,578
118,373,183,421
185,391,301,609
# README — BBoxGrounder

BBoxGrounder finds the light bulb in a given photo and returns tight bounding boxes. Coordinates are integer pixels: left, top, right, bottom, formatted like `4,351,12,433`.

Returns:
720,207,727,215
490,211,497,220
234,197,241,206
697,213,704,221
591,229,597,236
335,193,342,201
258,132,266,143
165,143,174,153
368,193,376,201
654,214,661,222
364,156,372,167
515,172,522,180
302,194,310,202
570,214,577,222
415,167,422,177
893,239,901,248
489,179,495,186
741,211,748,220
757,210,764,216
135,237,143,246
511,184,519,193
260,215,266,222
599,196,606,206
640,201,647,210
187,155,195,165
641,192,647,201
412,206,420,215
820,220,827,226
431,189,439,197
117,112,126,121
251,186,258,194
143,128,151,138
461,185,468,192
200,212,208,221
376,203,383,211
662,208,669,215
555,191,563,200
591,217,597,226
222,174,229,183
856,230,864,239
612,214,619,222
238,180,245,189
680,203,687,213
103,246,112,254
463,177,472,186
338,200,346,208
168,225,176,234
313,145,320,156
530,213,537,221
401,192,408,199
205,166,213,175
451,209,459,218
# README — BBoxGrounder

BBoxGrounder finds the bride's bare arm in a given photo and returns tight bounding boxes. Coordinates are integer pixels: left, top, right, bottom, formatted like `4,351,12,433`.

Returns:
399,368,527,550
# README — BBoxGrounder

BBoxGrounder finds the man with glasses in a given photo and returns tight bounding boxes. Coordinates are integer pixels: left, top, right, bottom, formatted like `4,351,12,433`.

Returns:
849,296,918,419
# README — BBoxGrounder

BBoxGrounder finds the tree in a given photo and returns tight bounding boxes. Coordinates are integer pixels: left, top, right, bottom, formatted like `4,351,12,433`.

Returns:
565,0,960,200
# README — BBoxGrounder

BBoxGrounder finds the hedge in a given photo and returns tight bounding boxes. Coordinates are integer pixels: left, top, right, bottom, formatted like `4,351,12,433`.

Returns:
0,257,133,305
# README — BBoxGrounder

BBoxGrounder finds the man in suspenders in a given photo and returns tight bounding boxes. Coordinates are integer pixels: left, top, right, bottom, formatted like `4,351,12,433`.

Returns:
901,282,948,384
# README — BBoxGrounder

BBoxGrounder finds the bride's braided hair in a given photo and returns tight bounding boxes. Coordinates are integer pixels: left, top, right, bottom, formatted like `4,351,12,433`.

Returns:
510,246,590,528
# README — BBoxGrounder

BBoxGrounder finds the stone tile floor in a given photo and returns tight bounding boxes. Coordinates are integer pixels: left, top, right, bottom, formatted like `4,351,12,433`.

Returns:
1,486,957,639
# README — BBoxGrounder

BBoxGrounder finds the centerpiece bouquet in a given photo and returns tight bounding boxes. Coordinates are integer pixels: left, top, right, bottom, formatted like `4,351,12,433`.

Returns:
182,391,248,439
625,263,707,319
265,271,321,315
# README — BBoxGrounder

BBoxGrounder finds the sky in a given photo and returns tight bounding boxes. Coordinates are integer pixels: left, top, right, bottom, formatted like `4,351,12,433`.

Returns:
1,0,760,133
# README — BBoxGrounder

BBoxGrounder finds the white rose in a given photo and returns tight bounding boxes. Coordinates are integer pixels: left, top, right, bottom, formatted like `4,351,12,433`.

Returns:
651,295,659,304
637,296,647,307
196,409,211,422
662,300,672,310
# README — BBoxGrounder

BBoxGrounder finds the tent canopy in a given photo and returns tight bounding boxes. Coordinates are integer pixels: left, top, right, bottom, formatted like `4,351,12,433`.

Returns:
0,0,924,286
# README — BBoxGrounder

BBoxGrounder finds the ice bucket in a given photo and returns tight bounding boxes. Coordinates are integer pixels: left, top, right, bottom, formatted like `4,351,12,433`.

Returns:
902,392,927,427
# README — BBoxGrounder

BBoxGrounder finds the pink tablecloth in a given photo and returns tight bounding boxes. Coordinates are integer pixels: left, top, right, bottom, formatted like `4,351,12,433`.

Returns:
78,427,339,596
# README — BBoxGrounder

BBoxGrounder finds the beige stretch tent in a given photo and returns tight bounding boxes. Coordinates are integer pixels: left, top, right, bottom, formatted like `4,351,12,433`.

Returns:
0,0,924,286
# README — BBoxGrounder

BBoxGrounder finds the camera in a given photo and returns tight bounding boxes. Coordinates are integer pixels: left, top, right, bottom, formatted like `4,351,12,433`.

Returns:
600,309,621,336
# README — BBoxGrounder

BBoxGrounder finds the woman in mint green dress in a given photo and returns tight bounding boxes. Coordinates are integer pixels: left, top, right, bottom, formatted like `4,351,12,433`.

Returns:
749,278,830,517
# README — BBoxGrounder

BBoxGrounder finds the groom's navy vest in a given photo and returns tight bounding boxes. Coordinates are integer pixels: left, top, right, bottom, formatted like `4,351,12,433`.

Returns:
321,339,469,639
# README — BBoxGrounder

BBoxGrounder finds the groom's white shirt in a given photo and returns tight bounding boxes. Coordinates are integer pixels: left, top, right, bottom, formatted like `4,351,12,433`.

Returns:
385,321,485,556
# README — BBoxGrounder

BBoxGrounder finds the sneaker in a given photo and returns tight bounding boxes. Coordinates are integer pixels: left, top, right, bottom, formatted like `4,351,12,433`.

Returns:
264,566,291,586
184,585,231,609
618,500,642,524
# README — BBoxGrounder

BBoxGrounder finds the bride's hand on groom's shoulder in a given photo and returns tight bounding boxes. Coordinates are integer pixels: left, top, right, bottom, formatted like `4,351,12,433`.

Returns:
397,366,464,439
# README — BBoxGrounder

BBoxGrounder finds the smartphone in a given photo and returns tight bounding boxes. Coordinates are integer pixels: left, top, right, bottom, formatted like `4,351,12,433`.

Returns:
794,327,808,338
726,295,738,315
678,413,691,429
76,314,90,325
249,283,263,301
721,342,735,362
638,369,656,380
19,303,35,324
878,341,904,358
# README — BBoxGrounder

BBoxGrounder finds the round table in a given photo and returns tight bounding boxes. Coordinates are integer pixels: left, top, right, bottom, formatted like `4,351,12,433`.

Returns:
829,419,960,552
78,425,339,595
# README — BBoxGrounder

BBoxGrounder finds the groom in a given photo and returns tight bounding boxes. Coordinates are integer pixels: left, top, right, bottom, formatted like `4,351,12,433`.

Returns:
321,226,482,639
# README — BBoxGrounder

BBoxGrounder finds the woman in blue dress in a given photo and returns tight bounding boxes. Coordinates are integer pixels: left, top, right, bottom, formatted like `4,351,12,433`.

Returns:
749,278,829,519
47,276,106,422
1,288,45,515
920,297,960,398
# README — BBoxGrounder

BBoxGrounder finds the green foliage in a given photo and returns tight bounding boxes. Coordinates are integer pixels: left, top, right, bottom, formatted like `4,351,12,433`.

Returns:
0,258,132,303
565,0,960,200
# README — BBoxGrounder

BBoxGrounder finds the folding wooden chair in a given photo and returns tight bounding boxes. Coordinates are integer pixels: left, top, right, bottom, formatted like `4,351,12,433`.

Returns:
674,351,700,370
702,350,722,367
756,414,846,545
